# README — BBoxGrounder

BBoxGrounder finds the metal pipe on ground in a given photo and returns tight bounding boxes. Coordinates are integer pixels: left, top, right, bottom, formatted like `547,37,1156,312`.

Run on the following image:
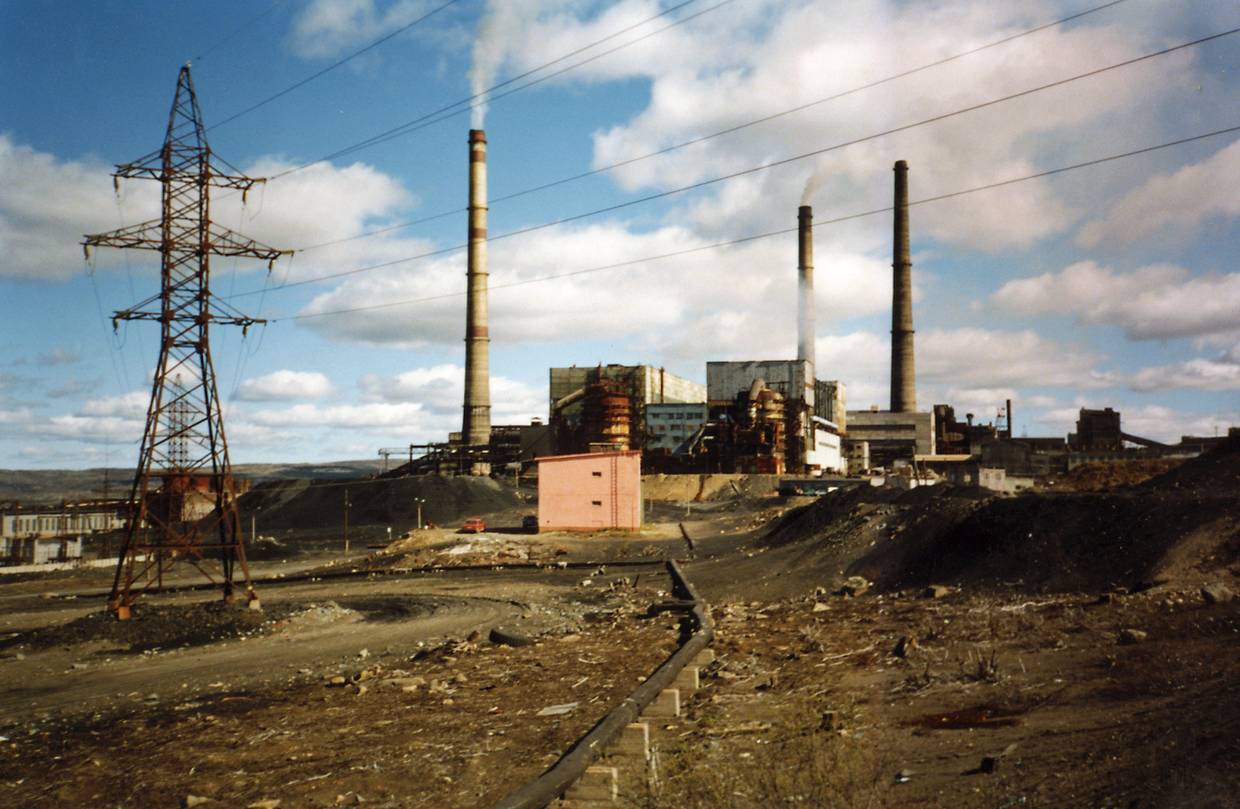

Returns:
489,559,714,809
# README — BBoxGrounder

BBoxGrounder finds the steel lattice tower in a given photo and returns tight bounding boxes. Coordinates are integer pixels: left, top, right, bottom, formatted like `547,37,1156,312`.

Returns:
84,65,286,617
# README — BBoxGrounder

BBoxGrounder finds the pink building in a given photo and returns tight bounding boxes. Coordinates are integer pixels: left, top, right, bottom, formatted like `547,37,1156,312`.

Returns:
536,450,643,532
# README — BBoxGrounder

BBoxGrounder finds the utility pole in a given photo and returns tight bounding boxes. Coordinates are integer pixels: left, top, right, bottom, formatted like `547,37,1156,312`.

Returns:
414,497,425,530
83,65,287,618
343,489,351,554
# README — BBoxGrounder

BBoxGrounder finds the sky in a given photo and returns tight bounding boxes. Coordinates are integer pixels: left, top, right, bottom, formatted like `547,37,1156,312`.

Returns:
0,0,1237,470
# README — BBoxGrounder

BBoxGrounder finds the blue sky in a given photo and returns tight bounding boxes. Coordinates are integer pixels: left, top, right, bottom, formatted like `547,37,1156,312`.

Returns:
1,0,1237,470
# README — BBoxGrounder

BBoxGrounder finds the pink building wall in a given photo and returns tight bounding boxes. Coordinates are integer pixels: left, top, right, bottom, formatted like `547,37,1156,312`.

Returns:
536,450,643,532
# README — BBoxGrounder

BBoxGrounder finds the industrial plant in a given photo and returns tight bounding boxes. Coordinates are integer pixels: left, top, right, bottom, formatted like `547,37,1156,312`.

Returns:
3,5,1237,808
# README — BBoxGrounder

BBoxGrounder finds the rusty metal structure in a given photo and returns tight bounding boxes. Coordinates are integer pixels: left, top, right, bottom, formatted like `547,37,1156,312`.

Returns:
703,379,787,474
84,65,285,616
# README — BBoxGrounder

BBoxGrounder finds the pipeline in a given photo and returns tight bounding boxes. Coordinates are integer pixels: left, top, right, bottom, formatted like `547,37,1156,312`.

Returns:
489,559,714,809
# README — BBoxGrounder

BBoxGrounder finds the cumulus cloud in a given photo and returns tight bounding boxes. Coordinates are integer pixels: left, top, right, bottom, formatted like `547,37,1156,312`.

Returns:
248,401,425,430
1130,342,1240,392
0,133,157,280
359,364,544,421
290,0,450,59
582,0,1173,249
1077,138,1240,248
991,261,1240,340
236,370,335,401
808,326,1113,414
298,215,895,355
0,134,427,286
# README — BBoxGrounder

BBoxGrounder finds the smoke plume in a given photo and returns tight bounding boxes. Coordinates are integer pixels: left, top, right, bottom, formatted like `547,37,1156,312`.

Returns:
801,168,826,206
469,1,520,129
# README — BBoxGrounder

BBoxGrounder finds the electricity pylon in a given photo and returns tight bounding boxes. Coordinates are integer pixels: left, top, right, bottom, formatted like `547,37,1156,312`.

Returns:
84,65,287,618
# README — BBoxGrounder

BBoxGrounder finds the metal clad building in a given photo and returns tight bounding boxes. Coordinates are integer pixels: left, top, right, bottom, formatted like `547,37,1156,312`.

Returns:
549,365,705,412
646,403,708,452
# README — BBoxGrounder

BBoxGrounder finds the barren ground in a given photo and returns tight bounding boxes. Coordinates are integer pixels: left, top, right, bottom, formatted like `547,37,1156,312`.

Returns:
1,447,1237,807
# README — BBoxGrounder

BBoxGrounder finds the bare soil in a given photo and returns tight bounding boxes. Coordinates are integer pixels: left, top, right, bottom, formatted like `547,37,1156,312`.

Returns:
1,440,1237,807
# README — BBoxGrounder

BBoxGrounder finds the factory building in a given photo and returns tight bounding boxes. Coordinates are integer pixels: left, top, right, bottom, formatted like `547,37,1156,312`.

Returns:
548,364,706,456
536,450,642,532
1069,407,1123,451
645,403,709,452
1,503,125,540
703,360,845,474
845,406,936,467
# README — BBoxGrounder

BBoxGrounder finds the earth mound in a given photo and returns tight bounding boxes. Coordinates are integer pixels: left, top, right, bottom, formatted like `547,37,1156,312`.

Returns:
239,474,521,533
757,439,1240,595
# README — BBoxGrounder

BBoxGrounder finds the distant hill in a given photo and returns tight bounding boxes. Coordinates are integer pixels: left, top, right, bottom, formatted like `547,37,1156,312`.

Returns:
0,460,385,506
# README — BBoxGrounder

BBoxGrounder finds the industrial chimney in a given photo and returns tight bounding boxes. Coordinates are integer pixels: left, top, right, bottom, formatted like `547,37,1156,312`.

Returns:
797,205,815,372
462,129,491,470
890,160,916,413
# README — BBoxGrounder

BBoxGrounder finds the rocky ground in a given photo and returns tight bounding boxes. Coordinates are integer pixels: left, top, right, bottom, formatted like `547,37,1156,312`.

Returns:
0,440,1236,807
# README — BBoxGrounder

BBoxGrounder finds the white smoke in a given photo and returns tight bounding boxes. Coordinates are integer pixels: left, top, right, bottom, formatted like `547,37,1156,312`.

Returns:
801,167,827,206
469,1,521,129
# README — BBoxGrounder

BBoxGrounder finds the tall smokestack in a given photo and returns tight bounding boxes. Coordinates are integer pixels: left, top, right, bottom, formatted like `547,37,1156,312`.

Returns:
890,159,916,413
463,129,491,462
797,205,815,371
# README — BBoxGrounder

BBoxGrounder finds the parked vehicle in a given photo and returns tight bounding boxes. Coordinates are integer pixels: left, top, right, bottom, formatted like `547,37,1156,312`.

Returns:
460,517,486,533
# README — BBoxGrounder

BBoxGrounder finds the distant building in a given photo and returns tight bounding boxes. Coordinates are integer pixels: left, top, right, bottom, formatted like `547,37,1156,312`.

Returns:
845,407,936,468
704,359,844,474
536,450,642,532
1070,408,1122,451
645,403,708,452
549,364,706,455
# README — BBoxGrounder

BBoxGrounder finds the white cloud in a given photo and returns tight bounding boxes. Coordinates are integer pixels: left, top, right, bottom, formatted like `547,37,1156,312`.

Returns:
359,363,544,422
0,135,427,286
80,390,149,419
579,0,1173,250
1077,138,1240,247
290,0,449,59
236,370,335,401
919,327,1111,389
811,326,1112,414
991,261,1240,340
0,133,158,280
1131,343,1240,392
248,401,426,430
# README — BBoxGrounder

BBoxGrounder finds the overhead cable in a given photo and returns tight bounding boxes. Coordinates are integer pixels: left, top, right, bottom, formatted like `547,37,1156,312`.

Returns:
276,124,1240,322
268,0,732,179
296,0,1133,252
210,0,465,130
230,25,1240,298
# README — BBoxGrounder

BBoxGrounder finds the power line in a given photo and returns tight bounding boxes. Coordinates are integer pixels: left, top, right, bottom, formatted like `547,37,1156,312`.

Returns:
230,25,1240,299
276,124,1240,322
210,0,465,131
192,0,288,64
268,0,732,179
295,0,1133,252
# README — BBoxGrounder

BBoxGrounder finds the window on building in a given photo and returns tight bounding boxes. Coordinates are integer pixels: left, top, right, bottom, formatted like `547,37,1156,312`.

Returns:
591,500,602,506
591,471,602,477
